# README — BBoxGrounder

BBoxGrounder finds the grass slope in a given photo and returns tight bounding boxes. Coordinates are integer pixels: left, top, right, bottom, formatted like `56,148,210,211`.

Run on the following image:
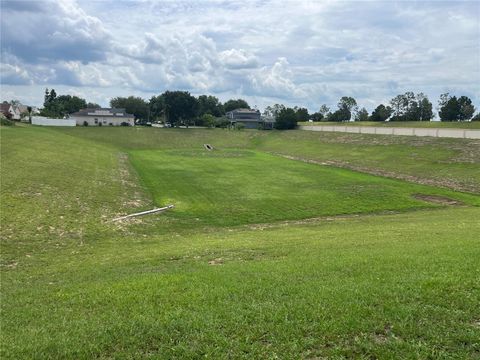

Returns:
1,126,479,359
53,127,480,193
2,208,479,359
129,148,478,227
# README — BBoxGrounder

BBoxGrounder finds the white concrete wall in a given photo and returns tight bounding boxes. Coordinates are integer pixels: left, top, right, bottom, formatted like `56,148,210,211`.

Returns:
32,117,76,126
299,125,480,139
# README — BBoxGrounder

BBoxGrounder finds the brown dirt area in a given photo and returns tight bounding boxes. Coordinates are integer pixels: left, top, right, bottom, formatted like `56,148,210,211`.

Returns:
275,153,477,193
413,194,464,205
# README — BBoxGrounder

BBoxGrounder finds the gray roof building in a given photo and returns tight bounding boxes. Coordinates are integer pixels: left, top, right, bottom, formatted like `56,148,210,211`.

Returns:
70,108,134,126
226,108,275,129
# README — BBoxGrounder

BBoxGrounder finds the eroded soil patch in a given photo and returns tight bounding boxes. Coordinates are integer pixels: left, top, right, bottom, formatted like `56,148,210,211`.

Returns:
275,153,478,193
413,194,464,206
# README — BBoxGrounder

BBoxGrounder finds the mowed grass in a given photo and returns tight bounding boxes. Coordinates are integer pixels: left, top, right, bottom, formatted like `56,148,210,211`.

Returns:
1,125,480,358
2,208,480,359
129,148,479,227
54,127,480,193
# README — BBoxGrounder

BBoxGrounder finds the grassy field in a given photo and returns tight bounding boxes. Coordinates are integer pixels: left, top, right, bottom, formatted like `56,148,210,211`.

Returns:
129,148,478,228
1,125,480,358
298,121,480,129
55,127,480,193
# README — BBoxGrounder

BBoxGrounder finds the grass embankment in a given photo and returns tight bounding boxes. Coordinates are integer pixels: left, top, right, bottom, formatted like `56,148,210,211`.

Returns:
55,127,480,193
1,126,480,358
129,148,479,228
298,121,480,129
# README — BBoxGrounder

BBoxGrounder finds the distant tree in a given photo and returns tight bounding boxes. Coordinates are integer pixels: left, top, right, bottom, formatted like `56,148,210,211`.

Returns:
41,88,86,118
318,104,330,117
275,108,297,129
295,107,309,122
458,96,475,121
263,104,285,118
110,96,149,122
26,106,32,123
338,97,358,114
309,112,324,122
149,94,165,122
86,102,101,109
389,92,432,121
223,99,249,112
471,113,480,121
389,94,406,121
197,95,224,117
56,95,87,114
200,113,216,128
337,96,358,121
329,107,351,122
160,91,199,127
369,104,392,122
44,88,57,106
416,93,433,121
329,97,357,122
215,116,230,128
437,93,474,121
355,107,369,121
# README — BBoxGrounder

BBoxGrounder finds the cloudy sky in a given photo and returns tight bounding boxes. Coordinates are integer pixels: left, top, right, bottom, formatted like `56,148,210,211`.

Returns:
1,0,479,113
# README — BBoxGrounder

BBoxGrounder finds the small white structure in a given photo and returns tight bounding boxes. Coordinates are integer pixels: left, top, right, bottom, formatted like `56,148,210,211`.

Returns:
70,108,134,126
32,116,76,126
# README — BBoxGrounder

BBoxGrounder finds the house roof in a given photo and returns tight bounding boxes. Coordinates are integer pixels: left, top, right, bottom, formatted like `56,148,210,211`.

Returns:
0,103,12,113
71,108,134,118
226,108,260,114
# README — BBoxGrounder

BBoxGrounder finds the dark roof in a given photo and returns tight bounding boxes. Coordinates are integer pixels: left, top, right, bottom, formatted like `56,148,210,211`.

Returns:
0,103,12,112
71,108,134,118
226,108,260,114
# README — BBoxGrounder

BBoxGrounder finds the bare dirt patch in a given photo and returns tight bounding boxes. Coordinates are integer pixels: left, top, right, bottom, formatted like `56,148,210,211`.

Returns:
274,153,477,193
208,258,224,266
413,194,464,206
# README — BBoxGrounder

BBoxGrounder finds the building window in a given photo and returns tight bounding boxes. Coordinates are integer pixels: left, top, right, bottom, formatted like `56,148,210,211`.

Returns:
94,118,98,124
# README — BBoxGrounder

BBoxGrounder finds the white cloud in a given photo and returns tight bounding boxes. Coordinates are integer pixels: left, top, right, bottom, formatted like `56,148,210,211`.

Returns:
1,0,479,111
250,57,305,99
219,49,259,69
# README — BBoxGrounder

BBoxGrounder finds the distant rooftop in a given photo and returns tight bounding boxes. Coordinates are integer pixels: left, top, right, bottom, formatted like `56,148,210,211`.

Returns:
71,108,134,118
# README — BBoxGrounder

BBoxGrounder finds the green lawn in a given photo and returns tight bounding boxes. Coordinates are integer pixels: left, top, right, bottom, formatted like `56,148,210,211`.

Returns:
1,125,480,359
299,121,480,129
54,127,480,193
129,148,478,228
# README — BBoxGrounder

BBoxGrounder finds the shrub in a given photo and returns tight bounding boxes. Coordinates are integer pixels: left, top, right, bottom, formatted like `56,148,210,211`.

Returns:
83,121,88,126
1,114,14,126
235,123,245,130
120,122,130,126
215,117,230,128
275,108,297,129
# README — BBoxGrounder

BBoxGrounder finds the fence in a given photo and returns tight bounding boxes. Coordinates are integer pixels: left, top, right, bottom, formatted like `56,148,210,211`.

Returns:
32,117,76,127
299,125,480,139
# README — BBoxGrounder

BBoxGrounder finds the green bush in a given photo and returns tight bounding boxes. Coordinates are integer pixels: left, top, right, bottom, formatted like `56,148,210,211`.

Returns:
0,114,14,126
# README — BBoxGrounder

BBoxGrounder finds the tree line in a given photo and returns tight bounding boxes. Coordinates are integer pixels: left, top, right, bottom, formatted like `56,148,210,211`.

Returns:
272,92,478,129
38,88,479,129
41,89,100,118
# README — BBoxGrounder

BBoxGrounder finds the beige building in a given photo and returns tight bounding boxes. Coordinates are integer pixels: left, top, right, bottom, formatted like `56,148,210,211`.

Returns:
70,108,134,126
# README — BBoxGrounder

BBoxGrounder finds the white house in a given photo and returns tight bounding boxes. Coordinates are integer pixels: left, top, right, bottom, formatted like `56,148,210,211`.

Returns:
0,102,21,120
70,108,135,126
